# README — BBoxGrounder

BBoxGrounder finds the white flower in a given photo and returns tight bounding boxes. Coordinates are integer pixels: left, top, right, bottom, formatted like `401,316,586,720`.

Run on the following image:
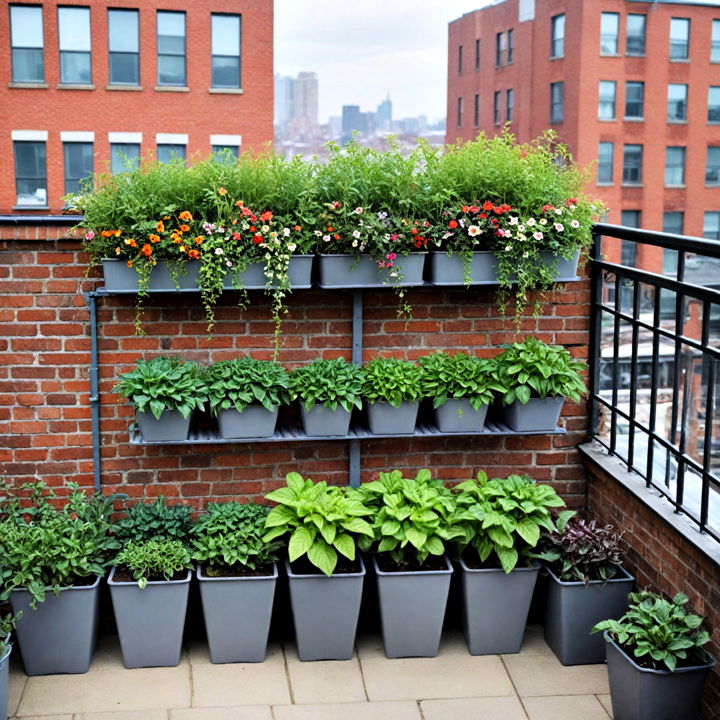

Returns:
468,225,481,236
518,224,526,232
526,218,537,227
226,260,233,267
571,219,580,228
352,240,358,247
539,218,548,226
505,245,512,251
523,252,529,258
323,234,331,242
261,225,270,233
267,272,274,278
354,207,364,214
288,242,297,252
215,248,224,255
554,223,564,232
314,230,322,237
555,208,563,215
508,216,519,225
352,230,361,239
390,271,398,278
533,231,544,240
270,231,278,238
283,227,291,236
377,211,388,220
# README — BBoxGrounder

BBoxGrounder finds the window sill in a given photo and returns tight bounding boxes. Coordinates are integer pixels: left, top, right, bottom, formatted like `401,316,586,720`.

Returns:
596,182,614,187
667,120,688,125
8,82,48,89
621,183,643,188
209,88,244,94
550,55,564,61
625,53,646,58
708,121,720,125
705,184,720,188
600,53,621,58
155,86,189,92
665,185,686,189
623,117,644,122
598,118,617,122
106,85,143,91
57,83,95,90
669,58,690,63
13,205,49,211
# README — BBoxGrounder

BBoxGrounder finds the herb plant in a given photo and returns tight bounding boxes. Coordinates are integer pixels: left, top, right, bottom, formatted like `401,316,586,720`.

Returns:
494,337,587,405
263,472,374,576
289,358,365,413
114,496,194,545
114,356,208,420
115,539,192,589
592,592,712,672
361,356,423,407
192,502,281,574
451,472,566,573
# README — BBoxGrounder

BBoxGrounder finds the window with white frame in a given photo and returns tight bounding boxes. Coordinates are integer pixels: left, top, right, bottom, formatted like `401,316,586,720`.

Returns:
493,91,501,125
713,20,720,62
108,9,139,85
10,5,44,83
496,32,505,66
626,14,646,55
667,84,688,121
709,86,720,123
703,212,720,240
598,81,616,120
600,12,619,55
507,29,514,63
211,13,241,88
665,147,686,186
551,14,565,58
14,139,47,206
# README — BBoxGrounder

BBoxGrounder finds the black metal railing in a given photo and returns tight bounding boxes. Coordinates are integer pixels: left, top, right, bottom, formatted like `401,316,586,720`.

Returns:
590,223,720,542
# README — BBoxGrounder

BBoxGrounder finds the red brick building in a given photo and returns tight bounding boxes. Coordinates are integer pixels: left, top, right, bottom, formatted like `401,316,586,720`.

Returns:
447,0,720,272
0,0,274,214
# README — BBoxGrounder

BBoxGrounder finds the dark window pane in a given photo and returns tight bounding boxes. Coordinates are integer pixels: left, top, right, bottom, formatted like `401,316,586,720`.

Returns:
626,15,646,55
598,142,613,183
157,144,186,164
64,142,93,195
14,141,47,206
109,53,139,85
707,147,720,184
212,56,240,88
60,52,91,84
12,48,44,83
111,144,140,174
158,55,185,85
625,82,644,118
212,145,239,163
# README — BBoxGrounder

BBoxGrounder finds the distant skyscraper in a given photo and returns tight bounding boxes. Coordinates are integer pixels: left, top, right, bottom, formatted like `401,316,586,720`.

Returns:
293,72,319,127
376,94,393,131
274,74,295,129
342,105,363,142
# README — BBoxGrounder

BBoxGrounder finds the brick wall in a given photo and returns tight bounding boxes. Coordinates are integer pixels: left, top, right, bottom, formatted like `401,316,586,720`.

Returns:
0,224,590,507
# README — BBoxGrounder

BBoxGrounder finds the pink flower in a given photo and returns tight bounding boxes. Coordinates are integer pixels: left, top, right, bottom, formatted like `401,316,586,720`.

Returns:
85,230,95,240
386,252,397,260
533,231,544,240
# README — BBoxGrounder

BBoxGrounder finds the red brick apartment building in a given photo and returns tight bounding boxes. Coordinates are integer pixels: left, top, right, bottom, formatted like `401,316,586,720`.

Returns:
0,0,273,214
447,0,720,272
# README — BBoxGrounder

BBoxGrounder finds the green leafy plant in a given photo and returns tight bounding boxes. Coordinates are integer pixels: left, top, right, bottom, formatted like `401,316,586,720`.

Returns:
114,496,194,545
418,351,506,409
592,592,712,672
361,356,423,407
206,357,291,414
114,356,208,420
451,472,566,573
494,337,587,405
115,539,192,589
192,502,281,574
289,358,365,413
263,472,373,576
357,469,461,566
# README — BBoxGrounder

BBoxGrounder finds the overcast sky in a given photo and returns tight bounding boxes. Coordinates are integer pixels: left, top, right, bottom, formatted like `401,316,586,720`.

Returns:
275,0,495,123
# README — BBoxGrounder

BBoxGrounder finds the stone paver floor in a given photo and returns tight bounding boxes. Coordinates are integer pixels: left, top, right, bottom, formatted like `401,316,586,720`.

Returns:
7,626,613,719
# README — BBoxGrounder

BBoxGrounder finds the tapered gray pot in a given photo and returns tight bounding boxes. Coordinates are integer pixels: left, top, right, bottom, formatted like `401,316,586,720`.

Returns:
10,576,101,675
502,397,565,432
429,251,499,285
0,644,11,720
135,409,190,442
604,633,716,720
367,401,419,435
300,405,352,436
459,559,539,655
318,253,426,288
223,255,313,289
102,259,200,291
286,557,366,661
197,564,278,663
544,566,634,665
217,405,279,439
434,399,488,432
373,555,453,658
108,567,191,669
540,250,581,280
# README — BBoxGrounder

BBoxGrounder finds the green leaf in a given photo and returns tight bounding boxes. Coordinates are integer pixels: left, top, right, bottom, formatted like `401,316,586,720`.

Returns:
333,532,356,560
288,526,315,562
307,541,337,576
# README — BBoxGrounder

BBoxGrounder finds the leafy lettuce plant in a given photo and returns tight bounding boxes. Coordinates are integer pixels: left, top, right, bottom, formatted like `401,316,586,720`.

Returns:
362,356,423,407
114,496,194,545
263,472,373,576
115,539,192,589
593,592,712,671
289,358,364,413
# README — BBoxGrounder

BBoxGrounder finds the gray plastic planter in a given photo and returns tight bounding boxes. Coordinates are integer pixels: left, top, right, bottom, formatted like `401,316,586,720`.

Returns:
135,409,190,442
502,397,565,432
217,405,279,439
108,567,191,669
197,564,278,663
373,555,453,658
429,251,499,285
318,253,426,288
434,399,488,432
544,565,634,665
286,557,366,661
300,405,352,436
367,401,419,435
102,259,200,291
10,576,100,676
459,559,539,655
540,250,581,280
223,255,313,289
604,632,716,720
0,644,11,720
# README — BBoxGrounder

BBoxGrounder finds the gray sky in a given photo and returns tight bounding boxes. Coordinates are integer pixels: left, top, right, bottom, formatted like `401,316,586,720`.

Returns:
275,1,495,123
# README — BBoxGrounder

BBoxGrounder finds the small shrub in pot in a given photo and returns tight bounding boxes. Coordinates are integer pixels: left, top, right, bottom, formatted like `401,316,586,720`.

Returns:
0,613,19,720
114,496,194,545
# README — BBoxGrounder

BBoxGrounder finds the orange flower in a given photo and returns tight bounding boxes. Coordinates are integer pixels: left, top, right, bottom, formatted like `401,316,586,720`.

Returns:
194,236,204,245
260,211,273,222
171,233,182,244
236,200,244,207
327,226,333,232
140,244,152,257
115,246,121,255
188,249,200,259
334,234,340,240
124,238,137,248
178,211,192,221
218,187,227,196
156,221,165,232
179,245,187,252
127,260,133,268
294,225,301,231
114,229,122,237
149,234,161,243
180,224,190,232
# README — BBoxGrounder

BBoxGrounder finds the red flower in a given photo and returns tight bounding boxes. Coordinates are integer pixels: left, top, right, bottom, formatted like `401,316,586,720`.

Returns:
411,227,418,235
327,226,333,232
479,213,487,219
482,201,494,211
469,205,479,213
253,234,263,244
462,205,470,213
188,249,200,260
260,211,273,222
232,232,241,241
448,220,458,229
334,233,340,240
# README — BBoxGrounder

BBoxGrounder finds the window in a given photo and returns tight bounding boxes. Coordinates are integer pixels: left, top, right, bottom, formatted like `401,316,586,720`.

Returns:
506,89,514,122
473,93,479,127
665,146,686,186
10,5,44,83
475,38,480,70
63,142,93,195
626,14,646,55
620,211,640,265
108,9,139,85
709,86,720,122
625,82,644,119
550,81,564,123
157,144,186,164
211,13,241,88
597,142,614,184
212,145,239,163
663,212,684,273
157,11,186,86
713,20,720,62
703,212,720,240
669,18,690,60
667,84,688,121
507,29,514,63
57,6,91,84
110,143,140,174
14,141,47,206
706,146,720,185
493,90,501,125
600,12,619,55
458,44,463,74
457,96,463,127
496,32,505,66
621,210,641,229
598,81,616,120
622,144,643,184
550,14,565,58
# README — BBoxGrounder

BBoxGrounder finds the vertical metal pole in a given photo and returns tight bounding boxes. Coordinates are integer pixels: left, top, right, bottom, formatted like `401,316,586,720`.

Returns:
588,231,604,439
85,292,102,492
349,291,363,487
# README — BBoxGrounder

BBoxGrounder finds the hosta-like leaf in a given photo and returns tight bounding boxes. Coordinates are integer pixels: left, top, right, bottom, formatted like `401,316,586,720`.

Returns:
333,532,356,560
307,541,337,576
288,526,315,561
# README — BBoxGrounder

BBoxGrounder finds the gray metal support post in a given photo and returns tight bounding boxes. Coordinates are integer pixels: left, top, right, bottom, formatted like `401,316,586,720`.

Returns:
349,291,363,487
84,292,102,491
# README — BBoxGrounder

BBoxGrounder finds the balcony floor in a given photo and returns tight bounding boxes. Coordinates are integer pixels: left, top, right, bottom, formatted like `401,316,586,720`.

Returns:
7,626,613,720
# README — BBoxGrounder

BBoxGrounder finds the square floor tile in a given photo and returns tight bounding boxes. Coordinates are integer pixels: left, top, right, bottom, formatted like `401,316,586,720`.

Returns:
421,696,528,720
284,647,366,704
523,694,612,719
503,656,609,697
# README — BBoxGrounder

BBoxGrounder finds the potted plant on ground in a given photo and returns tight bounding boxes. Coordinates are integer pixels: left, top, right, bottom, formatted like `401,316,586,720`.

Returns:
0,482,118,675
451,472,565,655
289,357,364,436
361,356,423,434
192,501,282,663
593,592,716,720
494,337,586,432
532,515,635,665
114,356,208,442
108,538,193,669
358,469,461,658
206,357,291,439
0,613,19,720
263,472,373,661
418,351,505,432
114,495,194,545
